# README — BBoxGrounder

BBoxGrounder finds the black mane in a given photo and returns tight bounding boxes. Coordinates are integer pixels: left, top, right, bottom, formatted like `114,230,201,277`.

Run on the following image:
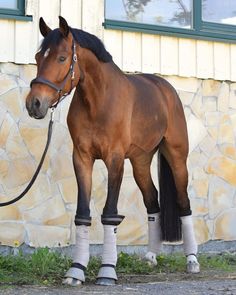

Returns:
40,28,112,63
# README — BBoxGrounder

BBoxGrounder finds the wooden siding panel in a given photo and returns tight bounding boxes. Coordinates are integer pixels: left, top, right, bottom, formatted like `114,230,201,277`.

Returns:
14,21,31,64
60,0,82,28
141,34,160,74
214,43,231,81
82,0,104,39
179,38,196,77
122,31,142,72
0,20,14,62
230,44,236,81
196,40,214,79
28,1,40,64
39,0,60,35
160,36,178,75
103,30,123,69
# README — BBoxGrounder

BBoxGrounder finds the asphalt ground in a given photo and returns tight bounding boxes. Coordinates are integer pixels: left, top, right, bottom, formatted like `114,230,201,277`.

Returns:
1,277,236,295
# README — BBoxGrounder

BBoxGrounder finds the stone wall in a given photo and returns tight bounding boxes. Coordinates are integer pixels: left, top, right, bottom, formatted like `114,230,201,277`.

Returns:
0,62,236,249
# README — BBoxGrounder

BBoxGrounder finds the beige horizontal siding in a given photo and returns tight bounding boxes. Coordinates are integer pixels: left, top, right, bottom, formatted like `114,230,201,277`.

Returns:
104,30,236,82
0,0,235,82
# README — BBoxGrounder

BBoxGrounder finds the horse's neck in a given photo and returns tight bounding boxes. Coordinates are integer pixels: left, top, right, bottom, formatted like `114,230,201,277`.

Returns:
76,49,114,116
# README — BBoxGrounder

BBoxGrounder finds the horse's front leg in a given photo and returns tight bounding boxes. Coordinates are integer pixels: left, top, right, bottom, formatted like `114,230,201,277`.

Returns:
63,148,94,286
96,153,125,286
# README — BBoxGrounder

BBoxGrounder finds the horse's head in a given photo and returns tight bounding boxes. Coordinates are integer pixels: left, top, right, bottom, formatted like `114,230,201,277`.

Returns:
26,16,80,119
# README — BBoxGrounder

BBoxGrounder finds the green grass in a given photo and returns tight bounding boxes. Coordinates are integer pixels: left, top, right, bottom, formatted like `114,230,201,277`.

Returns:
0,248,235,286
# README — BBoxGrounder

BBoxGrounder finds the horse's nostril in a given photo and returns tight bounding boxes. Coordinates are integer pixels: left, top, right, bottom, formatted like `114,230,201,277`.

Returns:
33,97,41,109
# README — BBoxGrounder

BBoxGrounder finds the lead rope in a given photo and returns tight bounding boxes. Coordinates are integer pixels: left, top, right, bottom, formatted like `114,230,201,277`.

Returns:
0,108,55,207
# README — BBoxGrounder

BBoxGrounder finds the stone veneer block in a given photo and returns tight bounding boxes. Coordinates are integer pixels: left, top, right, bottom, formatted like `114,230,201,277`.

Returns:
2,157,36,189
178,90,195,105
58,177,77,204
205,111,220,127
218,115,235,145
0,73,17,95
191,179,209,198
25,224,71,247
202,79,221,96
45,212,72,227
16,174,52,210
19,124,49,163
0,113,14,148
19,65,37,85
202,96,217,112
208,176,235,219
214,209,236,240
187,113,207,153
0,205,21,221
23,195,66,224
206,156,236,186
6,124,29,159
166,76,199,92
199,134,216,157
0,88,22,119
217,82,229,112
191,198,208,215
219,144,236,160
193,218,210,244
191,90,205,119
0,62,20,76
49,151,74,182
229,89,236,109
0,222,25,246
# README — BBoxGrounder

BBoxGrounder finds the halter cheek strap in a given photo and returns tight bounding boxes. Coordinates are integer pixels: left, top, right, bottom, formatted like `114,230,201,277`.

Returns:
30,39,78,108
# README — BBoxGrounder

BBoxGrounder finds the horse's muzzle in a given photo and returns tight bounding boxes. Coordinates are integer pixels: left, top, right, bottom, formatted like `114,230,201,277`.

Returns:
26,96,49,119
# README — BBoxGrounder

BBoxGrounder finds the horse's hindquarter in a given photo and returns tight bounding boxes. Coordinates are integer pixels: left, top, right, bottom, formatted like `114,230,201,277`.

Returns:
128,74,170,153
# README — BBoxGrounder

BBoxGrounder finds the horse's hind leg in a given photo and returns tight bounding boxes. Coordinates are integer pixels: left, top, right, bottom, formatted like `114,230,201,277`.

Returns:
160,140,200,273
96,153,125,285
130,151,162,265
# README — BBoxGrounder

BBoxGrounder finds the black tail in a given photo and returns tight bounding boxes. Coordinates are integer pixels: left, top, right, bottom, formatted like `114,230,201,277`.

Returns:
158,152,182,242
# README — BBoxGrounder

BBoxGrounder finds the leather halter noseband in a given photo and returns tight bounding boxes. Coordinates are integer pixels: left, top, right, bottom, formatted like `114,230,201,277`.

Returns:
30,38,78,108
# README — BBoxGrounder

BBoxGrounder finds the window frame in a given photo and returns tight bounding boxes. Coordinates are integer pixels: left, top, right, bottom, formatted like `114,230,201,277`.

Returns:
0,0,32,21
104,1,236,43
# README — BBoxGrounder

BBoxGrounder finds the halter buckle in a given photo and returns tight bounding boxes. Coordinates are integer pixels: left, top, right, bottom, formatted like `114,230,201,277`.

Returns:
50,107,55,121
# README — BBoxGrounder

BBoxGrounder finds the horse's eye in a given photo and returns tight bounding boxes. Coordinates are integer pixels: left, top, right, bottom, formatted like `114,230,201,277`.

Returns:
59,56,66,63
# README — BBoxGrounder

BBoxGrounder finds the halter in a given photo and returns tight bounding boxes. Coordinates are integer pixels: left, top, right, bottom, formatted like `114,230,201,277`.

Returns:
30,38,78,108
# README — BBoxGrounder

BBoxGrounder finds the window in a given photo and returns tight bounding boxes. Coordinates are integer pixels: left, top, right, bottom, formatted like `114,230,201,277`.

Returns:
104,0,236,43
0,0,31,21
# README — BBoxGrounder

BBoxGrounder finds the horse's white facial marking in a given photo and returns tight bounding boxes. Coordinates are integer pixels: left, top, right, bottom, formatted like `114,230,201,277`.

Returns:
44,48,50,58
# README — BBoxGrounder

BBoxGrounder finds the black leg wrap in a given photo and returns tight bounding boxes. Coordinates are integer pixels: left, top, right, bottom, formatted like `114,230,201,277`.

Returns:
71,262,86,272
179,209,192,217
101,214,125,226
74,215,92,226
101,264,115,268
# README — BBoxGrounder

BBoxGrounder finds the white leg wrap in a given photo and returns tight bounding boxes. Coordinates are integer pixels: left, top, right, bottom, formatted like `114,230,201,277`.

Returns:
181,215,197,256
181,216,200,273
101,225,117,265
145,213,162,265
72,225,90,267
64,225,90,284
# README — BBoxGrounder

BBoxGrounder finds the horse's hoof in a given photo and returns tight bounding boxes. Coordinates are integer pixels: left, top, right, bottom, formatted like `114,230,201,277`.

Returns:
62,277,83,286
145,251,157,266
96,278,116,286
186,261,200,274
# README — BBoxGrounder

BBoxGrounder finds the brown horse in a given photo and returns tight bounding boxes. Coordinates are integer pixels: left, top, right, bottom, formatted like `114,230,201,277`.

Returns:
26,16,200,286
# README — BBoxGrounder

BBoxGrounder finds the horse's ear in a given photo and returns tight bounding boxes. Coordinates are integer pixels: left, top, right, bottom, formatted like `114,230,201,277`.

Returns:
39,17,52,37
59,16,69,37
